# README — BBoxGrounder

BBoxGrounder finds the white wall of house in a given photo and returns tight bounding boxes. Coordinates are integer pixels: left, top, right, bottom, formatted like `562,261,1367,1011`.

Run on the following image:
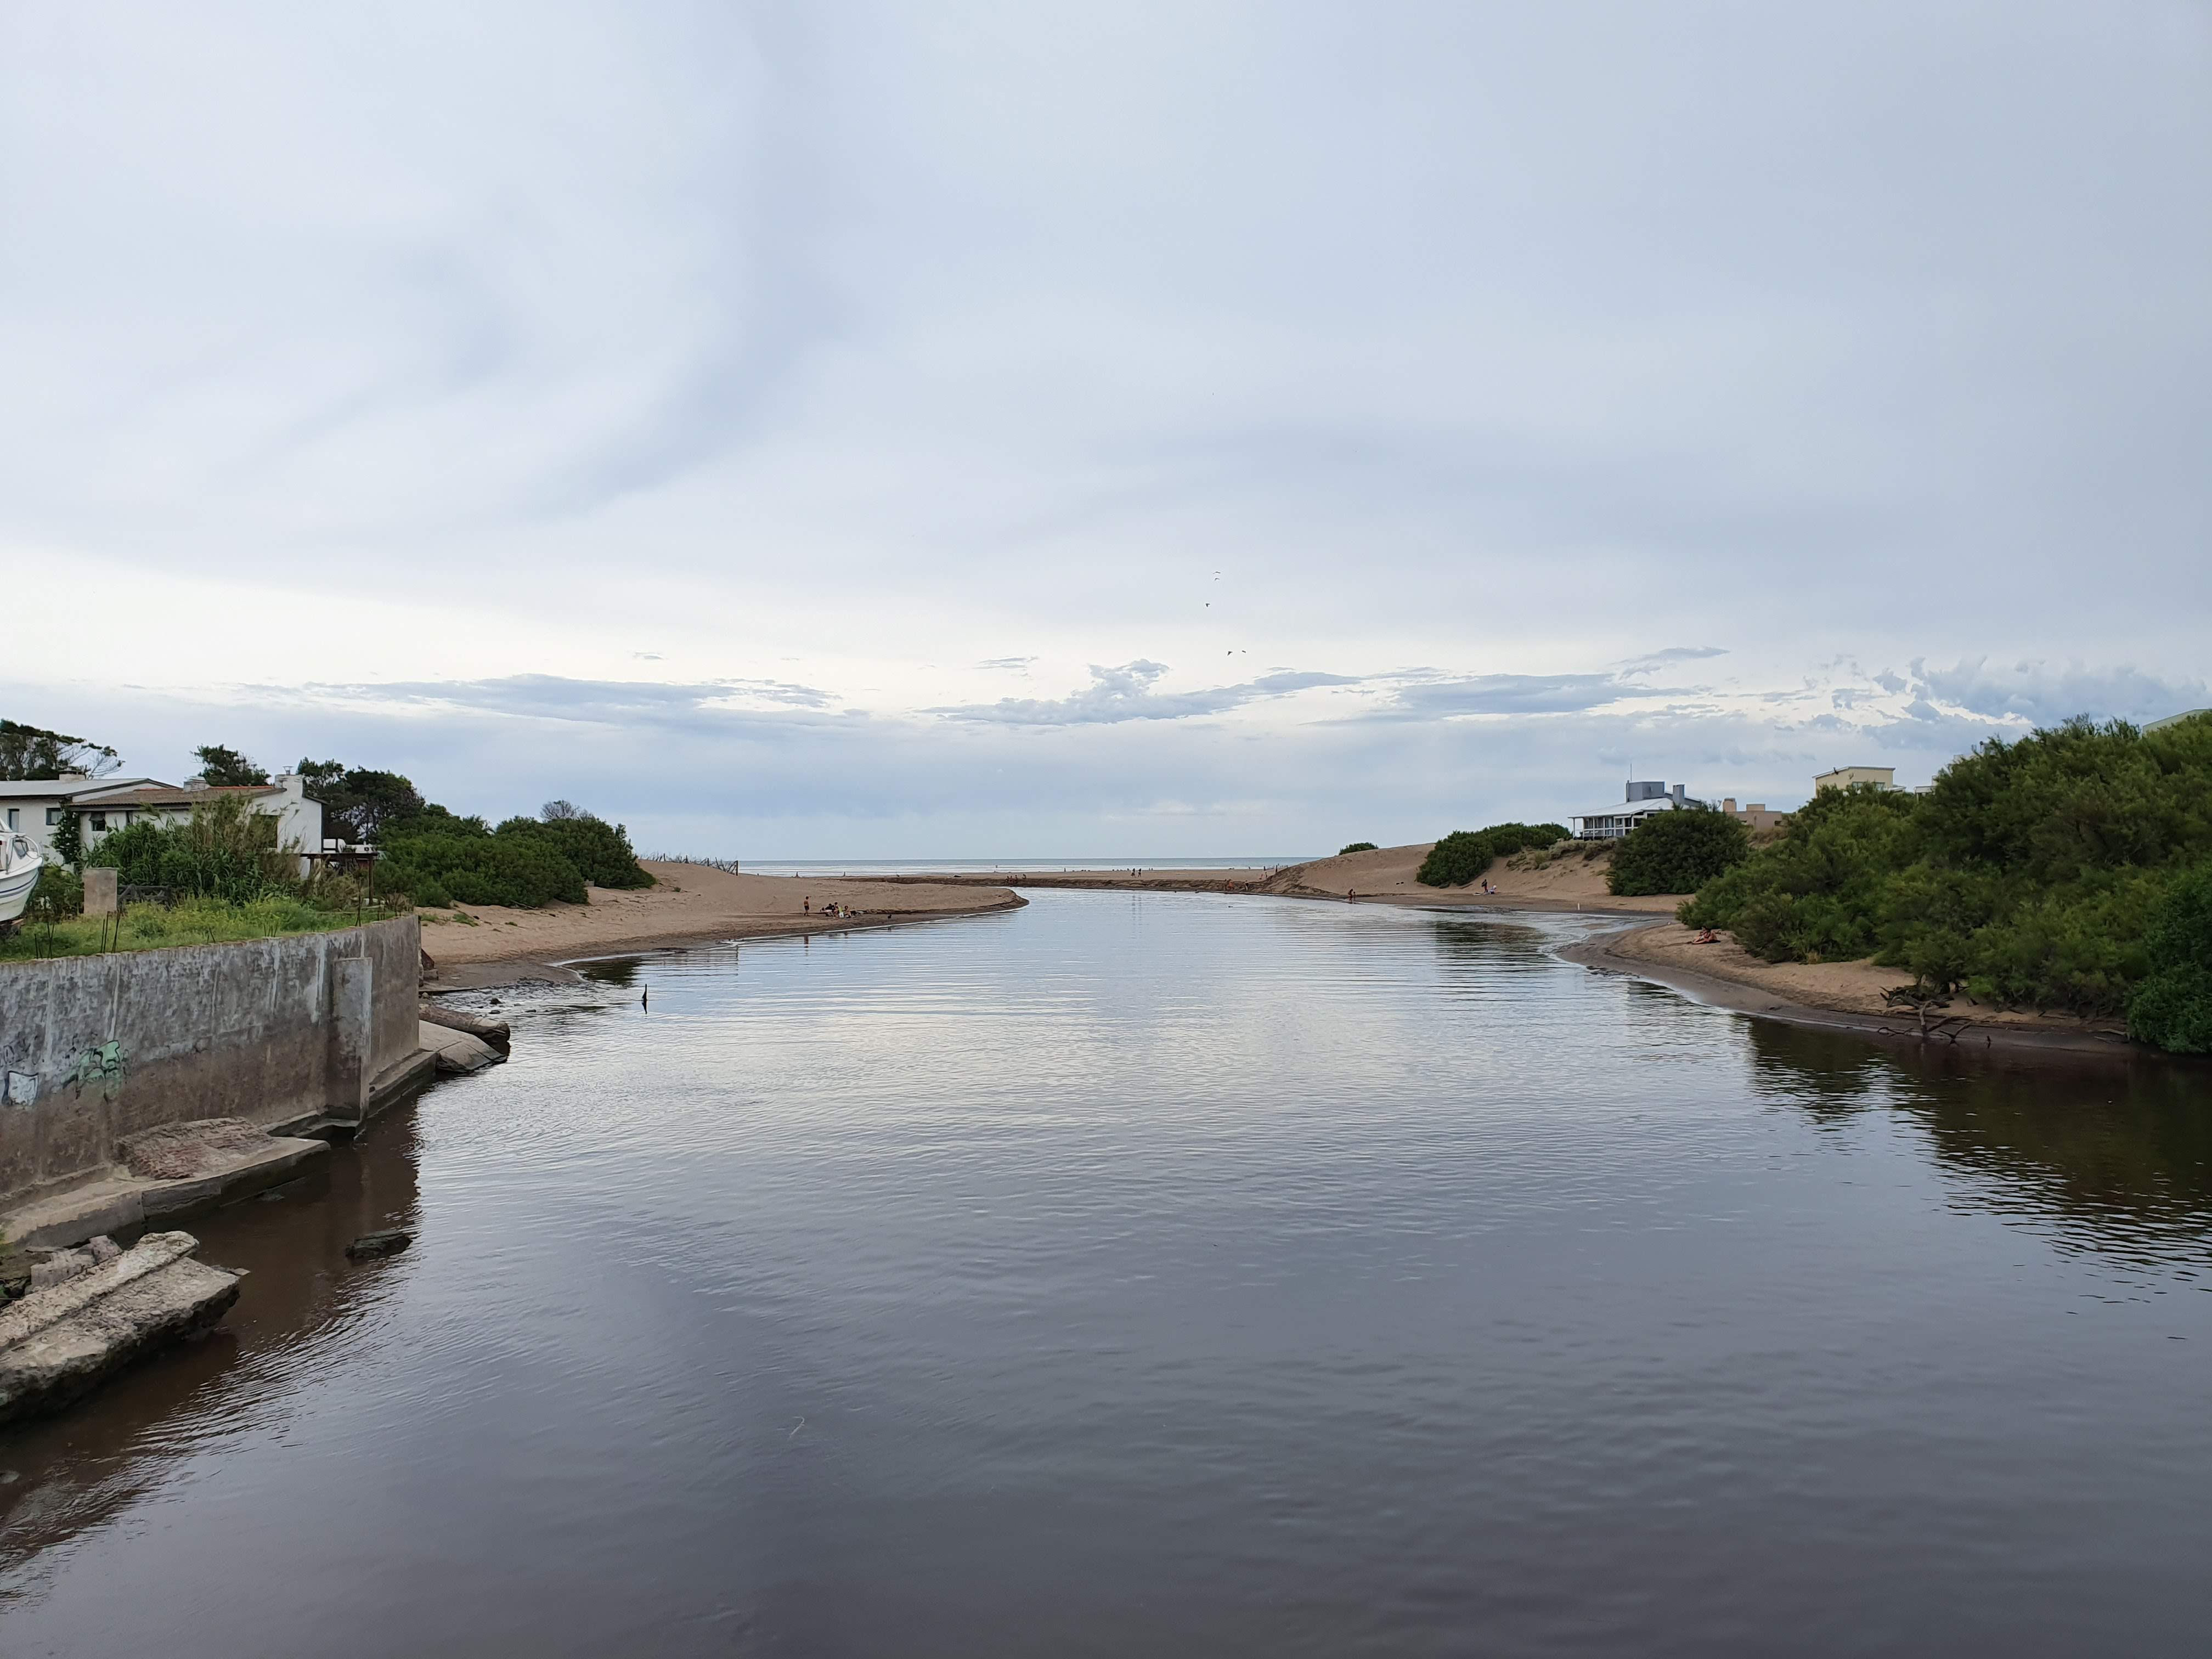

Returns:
0,777,163,858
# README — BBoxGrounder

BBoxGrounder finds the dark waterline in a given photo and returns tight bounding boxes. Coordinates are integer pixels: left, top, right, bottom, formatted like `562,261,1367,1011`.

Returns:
3,891,2209,1656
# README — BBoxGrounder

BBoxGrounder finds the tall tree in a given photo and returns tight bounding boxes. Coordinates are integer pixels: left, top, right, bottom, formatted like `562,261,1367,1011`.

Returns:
192,744,270,787
0,718,119,781
296,758,426,843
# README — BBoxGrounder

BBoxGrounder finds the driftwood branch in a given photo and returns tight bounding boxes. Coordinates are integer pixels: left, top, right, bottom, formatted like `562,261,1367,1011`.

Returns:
1881,984,1973,1042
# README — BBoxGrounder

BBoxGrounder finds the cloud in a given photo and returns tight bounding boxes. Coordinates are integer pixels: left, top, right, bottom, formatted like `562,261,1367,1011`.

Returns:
976,657,1037,672
281,673,840,729
928,661,1363,726
1363,672,1673,721
1618,646,1728,677
1897,658,2210,730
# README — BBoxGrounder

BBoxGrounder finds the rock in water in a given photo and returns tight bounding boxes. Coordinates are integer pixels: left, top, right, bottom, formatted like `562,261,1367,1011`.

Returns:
346,1229,414,1260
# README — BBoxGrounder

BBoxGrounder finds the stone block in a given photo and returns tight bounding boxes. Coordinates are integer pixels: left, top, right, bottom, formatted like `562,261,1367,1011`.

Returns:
83,867,118,916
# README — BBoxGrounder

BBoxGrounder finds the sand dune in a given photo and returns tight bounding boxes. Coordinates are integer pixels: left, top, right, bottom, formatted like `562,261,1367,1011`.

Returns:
1273,842,1679,913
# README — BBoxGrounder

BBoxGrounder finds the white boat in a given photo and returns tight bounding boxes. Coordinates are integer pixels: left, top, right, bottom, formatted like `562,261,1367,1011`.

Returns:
0,833,44,928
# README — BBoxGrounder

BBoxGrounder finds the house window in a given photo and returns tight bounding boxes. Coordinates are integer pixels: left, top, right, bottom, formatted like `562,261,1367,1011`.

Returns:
4,809,15,830
46,807,61,826
88,812,107,833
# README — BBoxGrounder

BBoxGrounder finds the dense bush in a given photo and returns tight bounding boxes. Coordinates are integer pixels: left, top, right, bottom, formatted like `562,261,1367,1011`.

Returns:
1679,718,2212,1029
89,797,297,904
495,814,654,889
376,803,651,908
2128,864,2212,1053
1608,808,1750,896
1417,822,1570,887
377,828,587,908
1338,841,1378,855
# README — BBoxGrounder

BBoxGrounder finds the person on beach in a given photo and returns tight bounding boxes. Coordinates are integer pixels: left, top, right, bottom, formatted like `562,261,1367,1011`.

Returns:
803,896,810,914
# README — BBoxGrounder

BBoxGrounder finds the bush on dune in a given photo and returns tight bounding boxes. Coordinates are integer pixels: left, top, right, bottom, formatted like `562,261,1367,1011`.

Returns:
495,814,655,889
376,802,652,909
1338,841,1378,855
1607,809,1750,897
1417,822,1570,888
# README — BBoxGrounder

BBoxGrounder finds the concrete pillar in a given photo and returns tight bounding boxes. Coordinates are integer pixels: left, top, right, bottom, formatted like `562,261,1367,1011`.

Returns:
84,867,119,916
328,956,374,1124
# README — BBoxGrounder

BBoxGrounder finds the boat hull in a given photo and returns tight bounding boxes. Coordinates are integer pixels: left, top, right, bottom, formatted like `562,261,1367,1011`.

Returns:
0,843,44,924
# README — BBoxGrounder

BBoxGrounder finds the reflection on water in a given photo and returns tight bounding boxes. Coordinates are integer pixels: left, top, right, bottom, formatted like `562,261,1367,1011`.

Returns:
0,1106,422,1577
3,893,2208,1657
573,956,641,987
1746,1020,2212,1267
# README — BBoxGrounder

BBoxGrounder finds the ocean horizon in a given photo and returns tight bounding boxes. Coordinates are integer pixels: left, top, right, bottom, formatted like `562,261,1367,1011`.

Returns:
687,856,1325,878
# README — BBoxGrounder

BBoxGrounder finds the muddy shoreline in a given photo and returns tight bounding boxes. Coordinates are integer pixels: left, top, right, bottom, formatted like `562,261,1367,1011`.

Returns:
1556,920,2169,1067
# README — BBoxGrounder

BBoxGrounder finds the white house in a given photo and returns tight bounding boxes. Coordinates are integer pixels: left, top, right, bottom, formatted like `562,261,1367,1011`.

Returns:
0,774,170,857
1573,780,1711,840
66,774,325,877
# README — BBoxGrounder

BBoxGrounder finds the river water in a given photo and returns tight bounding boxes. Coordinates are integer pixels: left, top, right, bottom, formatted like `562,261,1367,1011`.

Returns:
3,891,2209,1655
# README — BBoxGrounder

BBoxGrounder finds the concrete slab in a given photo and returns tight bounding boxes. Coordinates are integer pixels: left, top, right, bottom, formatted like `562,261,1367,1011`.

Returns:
3,1177,148,1251
420,1022,503,1075
0,1230,240,1424
368,1046,438,1114
139,1135,328,1221
2,1121,331,1250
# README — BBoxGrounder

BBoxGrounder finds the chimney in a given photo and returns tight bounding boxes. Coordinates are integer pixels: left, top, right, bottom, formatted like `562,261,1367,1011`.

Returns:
1672,783,1686,804
1723,798,1737,815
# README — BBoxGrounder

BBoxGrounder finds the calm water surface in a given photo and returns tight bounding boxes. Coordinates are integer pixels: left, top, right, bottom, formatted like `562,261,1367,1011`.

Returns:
3,891,2209,1655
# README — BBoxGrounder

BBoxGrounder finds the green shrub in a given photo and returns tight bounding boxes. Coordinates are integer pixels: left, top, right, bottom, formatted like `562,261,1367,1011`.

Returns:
494,814,653,888
376,829,586,908
1338,841,1378,855
2129,863,2212,1052
29,861,83,917
1609,809,1749,898
1417,822,1570,887
1681,719,2212,1016
88,797,295,903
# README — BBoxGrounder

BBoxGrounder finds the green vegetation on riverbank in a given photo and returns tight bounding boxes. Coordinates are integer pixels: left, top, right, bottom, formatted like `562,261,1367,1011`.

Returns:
291,759,654,908
1679,716,2212,1047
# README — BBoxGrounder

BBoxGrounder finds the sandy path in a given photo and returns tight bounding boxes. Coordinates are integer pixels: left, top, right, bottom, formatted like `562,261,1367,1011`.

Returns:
417,862,1021,968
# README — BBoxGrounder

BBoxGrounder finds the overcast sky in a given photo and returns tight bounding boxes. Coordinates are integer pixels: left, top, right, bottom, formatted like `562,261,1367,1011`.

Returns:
4,2,2207,856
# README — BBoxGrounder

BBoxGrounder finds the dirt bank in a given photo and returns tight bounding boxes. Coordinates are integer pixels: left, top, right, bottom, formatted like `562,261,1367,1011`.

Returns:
1561,919,2140,1061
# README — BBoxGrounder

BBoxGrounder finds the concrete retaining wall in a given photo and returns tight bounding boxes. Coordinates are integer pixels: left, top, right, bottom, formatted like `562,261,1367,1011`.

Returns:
0,917,420,1200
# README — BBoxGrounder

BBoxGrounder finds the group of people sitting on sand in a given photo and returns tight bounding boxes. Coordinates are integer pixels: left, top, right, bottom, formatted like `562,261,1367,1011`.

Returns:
802,896,858,920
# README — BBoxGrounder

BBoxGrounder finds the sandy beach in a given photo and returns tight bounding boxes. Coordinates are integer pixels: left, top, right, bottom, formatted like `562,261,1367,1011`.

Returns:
417,861,1022,981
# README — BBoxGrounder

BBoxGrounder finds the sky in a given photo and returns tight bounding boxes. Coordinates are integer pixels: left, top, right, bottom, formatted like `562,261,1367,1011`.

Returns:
3,2,2207,857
